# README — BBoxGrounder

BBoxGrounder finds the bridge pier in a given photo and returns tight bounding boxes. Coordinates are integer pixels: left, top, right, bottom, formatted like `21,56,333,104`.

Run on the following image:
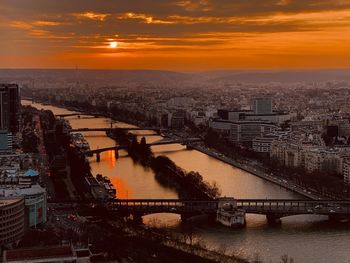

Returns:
266,214,281,224
207,213,217,224
132,214,143,224
96,152,101,162
186,144,193,150
114,148,119,159
180,214,188,222
328,215,349,222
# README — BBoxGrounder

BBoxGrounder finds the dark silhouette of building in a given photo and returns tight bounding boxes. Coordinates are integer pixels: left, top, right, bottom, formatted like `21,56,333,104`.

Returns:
0,84,20,133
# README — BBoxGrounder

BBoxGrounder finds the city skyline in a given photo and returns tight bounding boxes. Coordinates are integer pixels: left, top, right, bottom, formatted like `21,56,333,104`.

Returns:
1,0,350,70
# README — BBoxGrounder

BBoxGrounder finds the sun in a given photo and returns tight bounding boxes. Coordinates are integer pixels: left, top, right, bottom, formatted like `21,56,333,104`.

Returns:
109,41,118,48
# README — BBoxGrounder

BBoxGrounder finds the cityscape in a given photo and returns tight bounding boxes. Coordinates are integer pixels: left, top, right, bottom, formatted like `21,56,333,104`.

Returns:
1,1,350,263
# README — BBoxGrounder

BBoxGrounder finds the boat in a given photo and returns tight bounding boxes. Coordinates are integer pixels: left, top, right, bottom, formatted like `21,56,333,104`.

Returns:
71,133,91,152
95,174,117,199
216,199,246,228
216,208,246,228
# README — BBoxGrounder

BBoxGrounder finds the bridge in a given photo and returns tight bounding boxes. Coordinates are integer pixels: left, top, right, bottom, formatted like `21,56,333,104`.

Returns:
108,198,350,223
69,127,163,133
83,145,125,161
83,138,201,162
57,113,104,118
147,138,201,146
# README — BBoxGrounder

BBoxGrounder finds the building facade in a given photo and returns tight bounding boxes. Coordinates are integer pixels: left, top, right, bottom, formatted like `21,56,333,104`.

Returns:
0,197,25,247
253,97,272,115
0,84,20,133
0,154,47,228
343,159,350,184
0,131,12,153
230,121,278,143
252,135,278,153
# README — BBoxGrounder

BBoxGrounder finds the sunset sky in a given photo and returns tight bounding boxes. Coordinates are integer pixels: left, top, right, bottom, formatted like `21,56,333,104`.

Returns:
1,0,350,70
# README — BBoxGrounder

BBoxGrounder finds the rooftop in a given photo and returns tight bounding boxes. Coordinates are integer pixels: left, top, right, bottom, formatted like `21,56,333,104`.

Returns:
0,197,23,207
3,246,75,262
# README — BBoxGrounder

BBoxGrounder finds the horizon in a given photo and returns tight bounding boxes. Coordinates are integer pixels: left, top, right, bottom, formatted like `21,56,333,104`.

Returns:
1,67,350,73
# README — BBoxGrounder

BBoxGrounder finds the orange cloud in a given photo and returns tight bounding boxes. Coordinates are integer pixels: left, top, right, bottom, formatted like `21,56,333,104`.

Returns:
73,12,109,21
117,12,174,24
1,1,350,69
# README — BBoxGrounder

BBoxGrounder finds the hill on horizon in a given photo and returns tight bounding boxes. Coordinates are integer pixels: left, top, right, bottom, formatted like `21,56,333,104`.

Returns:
1,68,350,86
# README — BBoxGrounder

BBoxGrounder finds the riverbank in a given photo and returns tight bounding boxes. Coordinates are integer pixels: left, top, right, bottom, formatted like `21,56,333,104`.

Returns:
26,99,320,200
118,222,248,263
30,98,151,127
26,98,345,201
26,98,325,201
108,130,220,200
191,144,323,200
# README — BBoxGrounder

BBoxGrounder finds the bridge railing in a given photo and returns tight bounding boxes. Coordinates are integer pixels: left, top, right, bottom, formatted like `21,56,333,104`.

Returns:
107,199,350,216
109,199,218,213
236,200,350,215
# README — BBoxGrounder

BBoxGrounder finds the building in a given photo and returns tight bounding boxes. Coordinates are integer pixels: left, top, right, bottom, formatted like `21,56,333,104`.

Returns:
217,109,249,122
3,245,78,263
230,121,278,143
0,154,46,228
1,185,46,228
290,120,324,132
304,148,343,174
252,97,272,115
209,119,231,135
0,197,25,247
214,107,296,126
244,112,297,124
170,110,186,129
0,131,12,153
209,119,278,144
343,159,350,184
271,134,346,175
252,135,278,153
0,84,20,133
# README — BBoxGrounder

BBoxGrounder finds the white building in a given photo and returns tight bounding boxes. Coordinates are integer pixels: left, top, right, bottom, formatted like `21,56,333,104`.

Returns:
253,135,278,153
0,154,46,227
343,159,350,184
304,148,343,174
1,185,47,227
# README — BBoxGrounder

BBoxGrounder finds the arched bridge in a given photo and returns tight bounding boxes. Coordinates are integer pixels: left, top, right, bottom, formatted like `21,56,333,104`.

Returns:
108,199,218,221
83,138,201,162
69,127,163,133
147,138,201,146
57,113,103,118
108,198,350,223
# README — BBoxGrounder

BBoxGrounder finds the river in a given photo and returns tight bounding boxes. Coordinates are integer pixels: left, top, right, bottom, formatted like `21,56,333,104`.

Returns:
23,100,350,263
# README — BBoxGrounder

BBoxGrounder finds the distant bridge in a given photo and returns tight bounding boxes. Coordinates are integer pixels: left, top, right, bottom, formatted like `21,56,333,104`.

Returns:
83,138,201,162
109,198,350,223
148,138,201,146
69,127,163,133
57,113,104,118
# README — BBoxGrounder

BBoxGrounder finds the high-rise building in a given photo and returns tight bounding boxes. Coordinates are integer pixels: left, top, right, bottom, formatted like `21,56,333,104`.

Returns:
252,97,272,115
0,130,13,152
0,197,25,247
0,84,20,133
